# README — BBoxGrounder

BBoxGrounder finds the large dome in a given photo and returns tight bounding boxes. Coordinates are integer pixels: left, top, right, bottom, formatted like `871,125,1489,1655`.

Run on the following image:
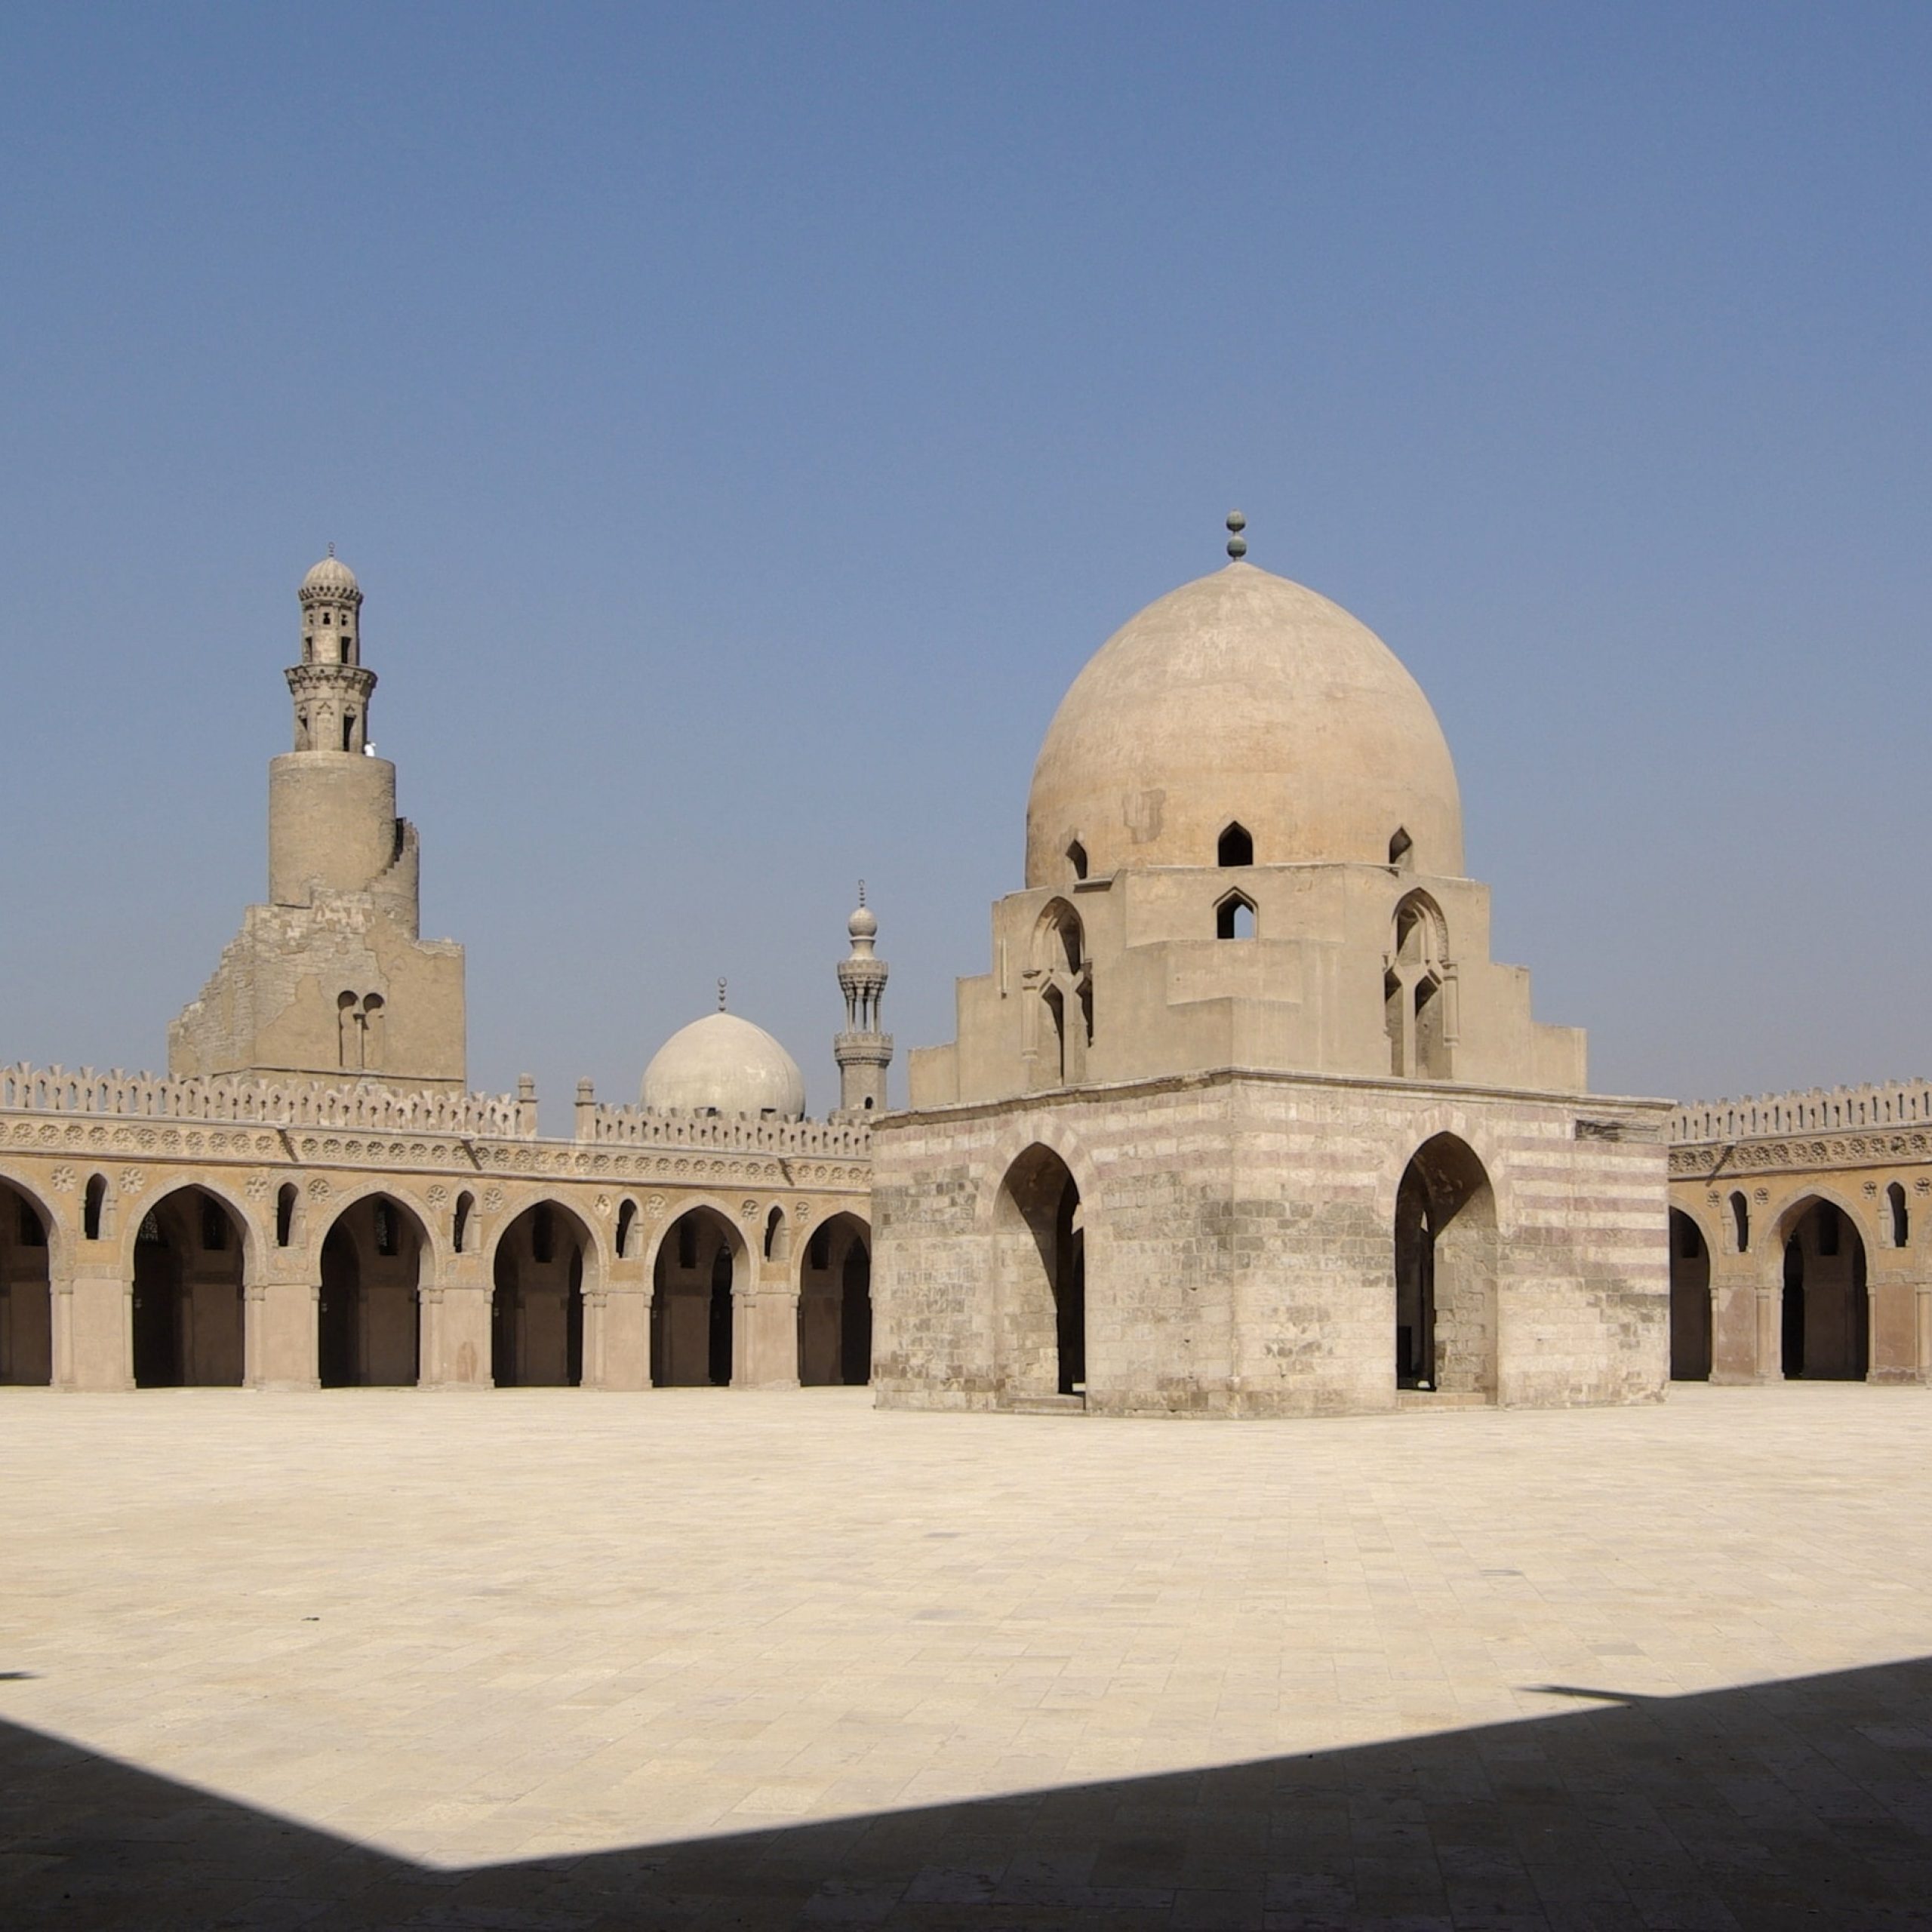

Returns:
640,1011,806,1118
1026,561,1463,885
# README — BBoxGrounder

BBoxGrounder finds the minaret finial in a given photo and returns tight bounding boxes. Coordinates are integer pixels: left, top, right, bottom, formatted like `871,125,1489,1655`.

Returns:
1225,510,1247,561
717,977,728,1012
327,541,335,557
858,878,866,908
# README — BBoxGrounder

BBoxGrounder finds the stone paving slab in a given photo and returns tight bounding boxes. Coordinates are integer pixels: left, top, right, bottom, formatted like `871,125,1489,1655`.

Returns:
1,1383,1930,1926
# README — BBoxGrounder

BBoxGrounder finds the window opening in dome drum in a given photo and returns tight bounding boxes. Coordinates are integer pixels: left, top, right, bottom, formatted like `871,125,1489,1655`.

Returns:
1065,840,1088,881
1217,823,1253,868
1389,827,1414,869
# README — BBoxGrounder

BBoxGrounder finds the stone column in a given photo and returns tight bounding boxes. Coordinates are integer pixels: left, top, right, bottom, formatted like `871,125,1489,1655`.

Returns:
595,1249,652,1390
1755,1281,1780,1383
250,1278,320,1390
1866,1254,1921,1384
427,1260,492,1388
741,1270,801,1389
57,1251,134,1391
1707,1256,1760,1383
59,1254,133,1391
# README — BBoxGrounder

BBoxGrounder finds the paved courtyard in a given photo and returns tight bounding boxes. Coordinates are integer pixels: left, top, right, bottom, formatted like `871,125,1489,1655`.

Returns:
2,1383,1930,1928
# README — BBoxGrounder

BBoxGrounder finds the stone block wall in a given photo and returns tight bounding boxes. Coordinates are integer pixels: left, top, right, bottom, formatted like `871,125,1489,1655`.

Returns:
873,1069,1669,1418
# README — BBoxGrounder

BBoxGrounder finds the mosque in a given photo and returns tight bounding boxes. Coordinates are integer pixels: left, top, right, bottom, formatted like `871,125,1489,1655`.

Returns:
1,527,1924,1401
0,551,880,1395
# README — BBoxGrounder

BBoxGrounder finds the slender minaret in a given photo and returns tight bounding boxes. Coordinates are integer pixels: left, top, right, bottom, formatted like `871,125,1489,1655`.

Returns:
834,885,892,1118
270,549,409,915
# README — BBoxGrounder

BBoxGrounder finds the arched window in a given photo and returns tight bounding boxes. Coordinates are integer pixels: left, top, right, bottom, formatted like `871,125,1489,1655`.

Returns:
615,1198,637,1259
763,1204,784,1260
276,1183,297,1248
1215,892,1256,940
1730,1190,1749,1254
1817,1202,1840,1257
1217,823,1254,867
1066,840,1088,881
1387,891,1451,1080
1389,826,1413,869
1888,1181,1909,1248
452,1191,473,1254
360,993,384,1072
1030,899,1091,1085
341,713,355,752
83,1174,106,1241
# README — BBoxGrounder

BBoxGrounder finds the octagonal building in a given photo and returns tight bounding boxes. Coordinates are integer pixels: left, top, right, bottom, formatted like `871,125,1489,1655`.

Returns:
870,530,1671,1416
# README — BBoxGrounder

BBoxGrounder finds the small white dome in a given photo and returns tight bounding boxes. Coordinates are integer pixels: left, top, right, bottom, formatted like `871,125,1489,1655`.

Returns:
641,1012,806,1118
300,552,359,597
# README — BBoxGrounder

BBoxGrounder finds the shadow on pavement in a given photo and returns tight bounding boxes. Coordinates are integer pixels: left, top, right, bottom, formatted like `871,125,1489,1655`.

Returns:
3,1654,1931,1928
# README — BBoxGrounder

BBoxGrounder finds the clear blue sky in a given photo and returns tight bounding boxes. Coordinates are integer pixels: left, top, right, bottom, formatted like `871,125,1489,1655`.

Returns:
2,3,1927,1118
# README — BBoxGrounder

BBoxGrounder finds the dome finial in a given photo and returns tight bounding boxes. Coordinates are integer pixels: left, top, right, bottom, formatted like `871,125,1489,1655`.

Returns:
1225,510,1247,561
857,878,866,908
717,977,728,1012
326,541,335,558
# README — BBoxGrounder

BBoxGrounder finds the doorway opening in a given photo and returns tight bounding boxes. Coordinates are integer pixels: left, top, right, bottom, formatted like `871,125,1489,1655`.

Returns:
992,1145,1085,1403
1394,1134,1497,1397
318,1195,426,1386
1780,1199,1868,1380
651,1208,740,1386
132,1187,245,1386
491,1200,590,1386
797,1212,872,1385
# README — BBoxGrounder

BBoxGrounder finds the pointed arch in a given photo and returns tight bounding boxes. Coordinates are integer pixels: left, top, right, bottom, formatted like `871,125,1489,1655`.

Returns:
131,1185,248,1387
1217,822,1254,867
1214,890,1256,940
0,1175,54,1386
1393,1133,1497,1398
491,1198,595,1386
797,1210,872,1386
1777,1194,1869,1380
992,1143,1084,1404
1028,897,1091,1086
650,1202,747,1386
1388,890,1454,1079
318,1192,429,1387
1668,1208,1712,1380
